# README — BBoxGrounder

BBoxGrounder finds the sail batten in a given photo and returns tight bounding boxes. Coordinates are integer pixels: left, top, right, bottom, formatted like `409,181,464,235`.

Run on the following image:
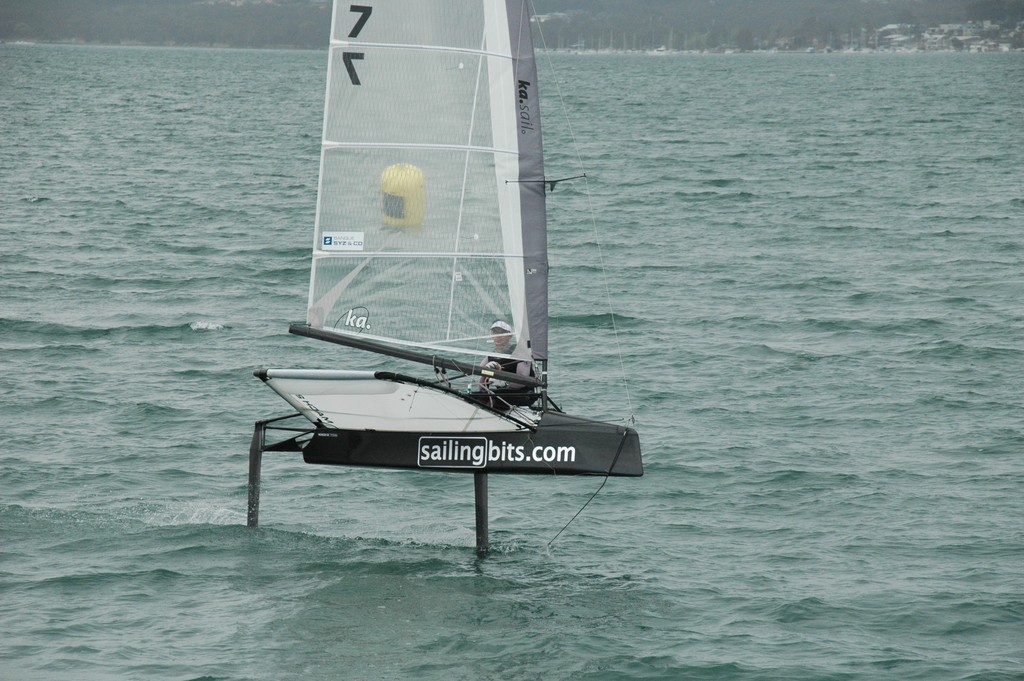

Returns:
322,142,518,155
330,40,517,60
313,251,521,260
306,0,547,363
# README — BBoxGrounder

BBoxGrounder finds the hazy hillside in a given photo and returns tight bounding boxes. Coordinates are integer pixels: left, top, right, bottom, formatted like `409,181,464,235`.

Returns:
1,0,1021,49
536,0,1023,49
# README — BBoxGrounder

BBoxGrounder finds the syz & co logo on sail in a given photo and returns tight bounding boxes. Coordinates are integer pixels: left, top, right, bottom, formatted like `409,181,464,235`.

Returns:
321,231,365,251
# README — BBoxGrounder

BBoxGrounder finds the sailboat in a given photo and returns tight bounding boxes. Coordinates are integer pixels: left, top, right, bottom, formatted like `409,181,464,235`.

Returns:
247,0,642,548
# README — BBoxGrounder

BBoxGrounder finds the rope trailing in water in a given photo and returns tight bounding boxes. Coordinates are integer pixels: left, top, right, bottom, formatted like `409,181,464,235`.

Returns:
547,429,629,548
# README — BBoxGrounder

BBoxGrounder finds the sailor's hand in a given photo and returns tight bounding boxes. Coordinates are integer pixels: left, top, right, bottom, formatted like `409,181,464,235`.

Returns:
484,361,500,371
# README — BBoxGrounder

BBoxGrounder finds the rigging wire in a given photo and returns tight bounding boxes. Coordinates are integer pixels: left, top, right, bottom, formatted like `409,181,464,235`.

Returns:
528,0,639,547
528,1,636,422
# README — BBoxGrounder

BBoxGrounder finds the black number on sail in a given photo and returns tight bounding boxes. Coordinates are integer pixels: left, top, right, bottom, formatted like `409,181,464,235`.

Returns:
348,5,372,38
342,52,364,85
343,5,370,84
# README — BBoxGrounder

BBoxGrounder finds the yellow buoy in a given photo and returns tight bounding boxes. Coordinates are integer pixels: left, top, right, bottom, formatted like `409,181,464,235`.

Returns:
380,163,425,227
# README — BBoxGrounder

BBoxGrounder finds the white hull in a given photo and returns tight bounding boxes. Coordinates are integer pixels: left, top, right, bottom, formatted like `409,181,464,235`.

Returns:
259,369,538,433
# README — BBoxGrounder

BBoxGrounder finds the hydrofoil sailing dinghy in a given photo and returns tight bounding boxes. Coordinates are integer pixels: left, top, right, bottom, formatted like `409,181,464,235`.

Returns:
247,0,642,550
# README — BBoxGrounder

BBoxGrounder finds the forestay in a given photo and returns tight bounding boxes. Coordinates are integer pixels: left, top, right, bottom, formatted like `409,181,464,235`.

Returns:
305,0,548,366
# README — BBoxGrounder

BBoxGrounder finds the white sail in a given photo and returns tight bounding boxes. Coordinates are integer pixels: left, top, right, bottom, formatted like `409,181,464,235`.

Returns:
305,0,547,364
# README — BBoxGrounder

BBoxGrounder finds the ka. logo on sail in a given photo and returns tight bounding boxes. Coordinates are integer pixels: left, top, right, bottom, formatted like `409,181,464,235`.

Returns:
343,307,370,332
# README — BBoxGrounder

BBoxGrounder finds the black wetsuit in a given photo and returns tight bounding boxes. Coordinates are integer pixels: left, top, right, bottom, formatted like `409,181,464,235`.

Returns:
472,354,539,410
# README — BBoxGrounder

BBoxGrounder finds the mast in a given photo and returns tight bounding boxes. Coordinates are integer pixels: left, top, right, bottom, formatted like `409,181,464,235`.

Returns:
505,0,549,363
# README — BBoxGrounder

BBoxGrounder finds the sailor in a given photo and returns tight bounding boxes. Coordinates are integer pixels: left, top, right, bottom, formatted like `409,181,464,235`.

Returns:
472,320,538,409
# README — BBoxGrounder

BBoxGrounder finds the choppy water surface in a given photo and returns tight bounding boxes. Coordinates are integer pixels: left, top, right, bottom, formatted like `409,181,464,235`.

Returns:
2,44,1023,680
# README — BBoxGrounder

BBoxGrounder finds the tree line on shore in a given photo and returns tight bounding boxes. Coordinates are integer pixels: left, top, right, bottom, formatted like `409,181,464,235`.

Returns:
539,0,1024,51
1,0,1022,50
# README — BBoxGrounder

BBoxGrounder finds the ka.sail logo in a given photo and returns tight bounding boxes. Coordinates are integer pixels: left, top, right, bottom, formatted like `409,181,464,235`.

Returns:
341,306,370,332
517,79,534,135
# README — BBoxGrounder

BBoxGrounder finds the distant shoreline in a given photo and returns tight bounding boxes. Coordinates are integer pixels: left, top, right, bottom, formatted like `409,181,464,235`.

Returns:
1,39,322,51
5,40,1022,55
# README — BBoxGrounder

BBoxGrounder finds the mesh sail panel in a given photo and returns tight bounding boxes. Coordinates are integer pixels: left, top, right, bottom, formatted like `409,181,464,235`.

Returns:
307,0,545,360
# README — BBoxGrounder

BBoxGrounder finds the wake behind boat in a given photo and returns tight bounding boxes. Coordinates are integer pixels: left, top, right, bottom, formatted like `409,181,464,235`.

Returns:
247,0,641,550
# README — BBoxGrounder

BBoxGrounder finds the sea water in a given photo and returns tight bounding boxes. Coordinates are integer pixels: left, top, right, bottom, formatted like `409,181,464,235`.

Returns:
2,44,1022,680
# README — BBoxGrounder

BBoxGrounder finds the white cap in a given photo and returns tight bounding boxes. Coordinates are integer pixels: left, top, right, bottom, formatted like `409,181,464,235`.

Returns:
490,320,513,334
